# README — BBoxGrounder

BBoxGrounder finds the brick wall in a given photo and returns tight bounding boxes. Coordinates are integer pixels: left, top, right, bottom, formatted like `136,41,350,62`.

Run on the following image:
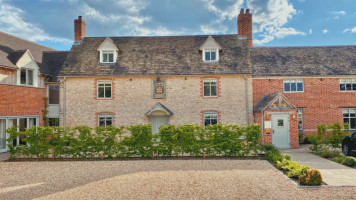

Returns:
60,75,253,128
0,84,46,125
253,77,356,138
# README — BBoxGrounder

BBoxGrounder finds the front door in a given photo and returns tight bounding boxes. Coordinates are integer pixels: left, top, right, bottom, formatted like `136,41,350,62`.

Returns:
272,115,290,148
150,115,169,135
0,119,7,153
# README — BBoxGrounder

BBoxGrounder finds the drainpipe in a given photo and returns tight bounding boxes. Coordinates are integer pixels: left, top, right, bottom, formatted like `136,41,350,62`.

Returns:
262,110,265,145
244,75,249,124
63,77,66,129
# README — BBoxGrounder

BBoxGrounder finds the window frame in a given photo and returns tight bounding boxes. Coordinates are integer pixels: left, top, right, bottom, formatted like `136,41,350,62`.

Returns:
48,118,60,127
203,78,218,97
98,113,113,128
203,48,219,62
97,80,112,99
203,111,219,126
340,79,356,92
48,84,60,105
283,79,304,93
101,50,115,63
297,108,303,131
20,68,34,86
343,108,356,130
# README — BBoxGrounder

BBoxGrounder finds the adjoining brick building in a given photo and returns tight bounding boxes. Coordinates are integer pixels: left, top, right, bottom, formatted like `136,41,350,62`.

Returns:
0,31,67,153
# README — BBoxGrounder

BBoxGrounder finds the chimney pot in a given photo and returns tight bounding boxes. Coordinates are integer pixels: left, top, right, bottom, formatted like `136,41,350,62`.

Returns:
240,9,244,14
246,9,250,14
78,16,82,19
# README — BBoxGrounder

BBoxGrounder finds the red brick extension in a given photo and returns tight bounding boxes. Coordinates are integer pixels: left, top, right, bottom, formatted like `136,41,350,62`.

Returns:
253,78,356,140
0,84,46,126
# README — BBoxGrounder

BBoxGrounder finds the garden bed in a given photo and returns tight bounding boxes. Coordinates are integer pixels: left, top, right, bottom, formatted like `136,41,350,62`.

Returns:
5,155,265,162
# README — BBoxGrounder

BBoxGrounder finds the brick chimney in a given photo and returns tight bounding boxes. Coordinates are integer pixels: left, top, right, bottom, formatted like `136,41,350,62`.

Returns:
74,16,86,42
238,9,253,48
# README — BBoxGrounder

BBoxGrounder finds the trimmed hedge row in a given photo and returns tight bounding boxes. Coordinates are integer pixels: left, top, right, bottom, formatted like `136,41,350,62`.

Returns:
6,123,261,159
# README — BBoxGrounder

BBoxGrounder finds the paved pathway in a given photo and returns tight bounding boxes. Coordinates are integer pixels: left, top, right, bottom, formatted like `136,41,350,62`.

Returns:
0,153,9,162
281,145,356,186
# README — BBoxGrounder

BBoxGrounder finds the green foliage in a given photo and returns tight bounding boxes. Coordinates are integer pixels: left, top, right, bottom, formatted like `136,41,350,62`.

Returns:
43,97,49,127
262,144,283,163
309,122,350,155
318,148,341,159
341,157,356,167
332,156,346,164
123,124,153,157
5,123,261,159
299,169,323,186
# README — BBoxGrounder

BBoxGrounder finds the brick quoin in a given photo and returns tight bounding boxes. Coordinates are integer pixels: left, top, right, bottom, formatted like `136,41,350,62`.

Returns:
253,78,356,139
0,85,46,126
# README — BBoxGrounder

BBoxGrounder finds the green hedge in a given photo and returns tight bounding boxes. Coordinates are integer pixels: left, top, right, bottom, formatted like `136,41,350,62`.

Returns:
6,123,261,159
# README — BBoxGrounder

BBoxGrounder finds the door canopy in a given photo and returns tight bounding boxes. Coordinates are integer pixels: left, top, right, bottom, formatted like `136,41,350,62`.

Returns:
254,93,296,111
146,102,173,116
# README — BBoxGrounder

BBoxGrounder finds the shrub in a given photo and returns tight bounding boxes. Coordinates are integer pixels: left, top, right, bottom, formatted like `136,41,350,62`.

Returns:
332,156,346,164
299,169,322,185
319,148,341,159
287,164,310,179
342,157,356,167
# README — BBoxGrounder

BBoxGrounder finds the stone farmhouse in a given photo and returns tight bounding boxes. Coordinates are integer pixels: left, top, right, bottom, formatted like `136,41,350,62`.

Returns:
0,8,355,152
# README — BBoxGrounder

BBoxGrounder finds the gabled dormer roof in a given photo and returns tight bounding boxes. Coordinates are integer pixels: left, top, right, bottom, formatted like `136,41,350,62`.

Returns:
254,93,296,111
199,35,222,51
97,37,119,51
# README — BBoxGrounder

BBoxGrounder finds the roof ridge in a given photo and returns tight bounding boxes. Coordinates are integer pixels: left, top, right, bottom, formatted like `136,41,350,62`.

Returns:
0,31,56,51
86,34,237,39
254,45,356,48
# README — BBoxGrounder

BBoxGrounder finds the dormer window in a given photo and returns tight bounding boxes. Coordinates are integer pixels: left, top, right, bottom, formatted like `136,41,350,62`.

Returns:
20,68,34,86
97,37,119,64
102,50,114,63
204,49,217,62
199,36,222,63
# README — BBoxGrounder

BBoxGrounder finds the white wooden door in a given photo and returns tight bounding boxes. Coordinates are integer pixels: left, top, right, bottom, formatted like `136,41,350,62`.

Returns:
150,116,169,134
0,119,7,153
272,115,290,148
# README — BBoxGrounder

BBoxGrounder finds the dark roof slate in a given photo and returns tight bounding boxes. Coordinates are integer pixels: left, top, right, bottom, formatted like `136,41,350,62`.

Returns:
7,50,27,65
253,93,278,111
59,34,252,76
251,46,356,76
41,51,69,82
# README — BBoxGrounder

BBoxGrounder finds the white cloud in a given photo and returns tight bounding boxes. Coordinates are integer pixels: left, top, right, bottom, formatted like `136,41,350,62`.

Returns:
322,29,329,34
0,0,71,43
309,29,312,35
254,27,306,45
336,10,346,15
200,0,305,45
343,27,356,34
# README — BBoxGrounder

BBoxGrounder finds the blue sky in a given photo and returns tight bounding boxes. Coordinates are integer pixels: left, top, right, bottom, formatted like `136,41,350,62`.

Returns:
0,0,355,50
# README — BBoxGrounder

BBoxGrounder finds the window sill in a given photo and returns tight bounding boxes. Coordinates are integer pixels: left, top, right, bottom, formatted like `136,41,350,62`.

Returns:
202,61,219,63
99,62,116,65
283,91,304,93
96,98,114,100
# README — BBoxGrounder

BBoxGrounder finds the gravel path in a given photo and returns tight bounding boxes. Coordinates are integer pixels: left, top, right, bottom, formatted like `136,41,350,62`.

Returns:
0,160,355,200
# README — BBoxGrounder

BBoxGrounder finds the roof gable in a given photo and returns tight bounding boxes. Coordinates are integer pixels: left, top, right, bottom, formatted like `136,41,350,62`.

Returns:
97,37,119,51
254,93,296,111
199,35,222,51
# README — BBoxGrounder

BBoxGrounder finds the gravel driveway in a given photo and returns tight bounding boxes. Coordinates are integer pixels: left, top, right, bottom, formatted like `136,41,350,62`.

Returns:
0,160,355,200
